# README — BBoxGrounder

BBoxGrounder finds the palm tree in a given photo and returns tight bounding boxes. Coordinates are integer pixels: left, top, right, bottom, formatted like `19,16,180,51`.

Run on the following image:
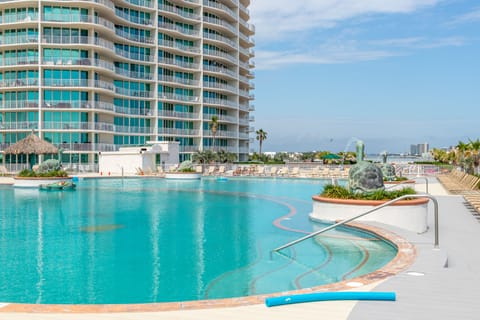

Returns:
456,141,469,170
217,149,237,163
192,150,217,164
256,129,267,155
209,115,218,151
469,138,480,174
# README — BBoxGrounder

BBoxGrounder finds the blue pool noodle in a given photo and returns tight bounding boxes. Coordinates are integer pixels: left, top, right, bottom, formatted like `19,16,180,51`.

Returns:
265,291,396,307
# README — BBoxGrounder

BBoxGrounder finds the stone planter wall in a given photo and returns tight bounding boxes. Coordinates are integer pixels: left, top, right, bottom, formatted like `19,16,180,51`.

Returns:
311,195,429,233
13,176,72,188
164,172,201,180
384,180,416,191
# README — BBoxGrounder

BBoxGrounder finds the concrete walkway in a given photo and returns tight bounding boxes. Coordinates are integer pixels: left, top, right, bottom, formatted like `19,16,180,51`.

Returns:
350,178,480,319
0,177,477,320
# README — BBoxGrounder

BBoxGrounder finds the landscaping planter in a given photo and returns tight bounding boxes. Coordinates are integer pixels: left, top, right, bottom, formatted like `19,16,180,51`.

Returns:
310,195,429,233
13,176,73,188
384,180,416,191
164,172,201,180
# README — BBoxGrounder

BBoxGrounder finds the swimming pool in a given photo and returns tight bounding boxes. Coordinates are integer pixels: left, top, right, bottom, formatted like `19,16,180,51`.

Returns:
0,177,396,305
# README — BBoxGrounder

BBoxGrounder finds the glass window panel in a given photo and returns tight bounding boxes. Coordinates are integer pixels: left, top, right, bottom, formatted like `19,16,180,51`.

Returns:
53,90,61,100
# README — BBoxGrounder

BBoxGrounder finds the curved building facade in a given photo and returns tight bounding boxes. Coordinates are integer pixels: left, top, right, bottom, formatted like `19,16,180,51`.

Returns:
0,0,254,170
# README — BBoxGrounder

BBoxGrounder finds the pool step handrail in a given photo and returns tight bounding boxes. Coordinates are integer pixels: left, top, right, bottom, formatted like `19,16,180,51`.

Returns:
272,194,439,253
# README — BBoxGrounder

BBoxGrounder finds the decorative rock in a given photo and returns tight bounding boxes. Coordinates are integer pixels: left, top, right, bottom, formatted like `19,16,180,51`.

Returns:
348,161,385,194
380,163,396,181
346,140,385,194
36,159,62,173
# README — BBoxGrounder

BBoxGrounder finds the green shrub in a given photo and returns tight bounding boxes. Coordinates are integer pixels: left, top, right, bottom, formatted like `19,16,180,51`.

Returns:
177,160,193,172
18,169,68,178
320,184,416,201
18,169,37,177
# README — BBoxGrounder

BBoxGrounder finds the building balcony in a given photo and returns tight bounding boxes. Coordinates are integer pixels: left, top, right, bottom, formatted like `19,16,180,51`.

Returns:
1,100,38,109
115,87,153,98
158,110,200,119
115,29,154,45
115,8,154,26
203,16,237,34
0,79,38,88
203,0,236,17
42,78,89,88
215,114,238,123
203,129,237,138
43,14,115,33
158,21,200,37
203,64,237,78
203,32,237,49
158,3,201,21
204,81,237,93
0,121,38,130
57,142,118,152
158,39,201,54
115,106,152,116
1,14,39,24
203,97,237,108
203,145,237,153
158,128,200,136
42,121,115,132
115,125,154,134
158,57,200,70
203,48,237,64
158,74,200,86
160,92,200,103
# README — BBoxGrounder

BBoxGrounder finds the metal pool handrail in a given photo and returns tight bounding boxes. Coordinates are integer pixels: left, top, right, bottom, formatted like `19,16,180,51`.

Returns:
272,194,439,253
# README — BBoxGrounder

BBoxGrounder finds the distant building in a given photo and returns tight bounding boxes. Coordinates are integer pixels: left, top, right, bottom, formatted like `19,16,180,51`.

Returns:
410,143,429,156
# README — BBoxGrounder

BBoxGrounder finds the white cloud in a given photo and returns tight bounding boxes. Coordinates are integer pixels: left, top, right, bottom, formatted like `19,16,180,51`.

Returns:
248,1,467,69
256,47,395,70
250,0,441,42
447,7,480,25
368,36,465,49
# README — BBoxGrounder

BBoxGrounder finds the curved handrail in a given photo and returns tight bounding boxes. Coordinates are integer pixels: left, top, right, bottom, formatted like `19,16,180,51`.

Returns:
272,194,439,253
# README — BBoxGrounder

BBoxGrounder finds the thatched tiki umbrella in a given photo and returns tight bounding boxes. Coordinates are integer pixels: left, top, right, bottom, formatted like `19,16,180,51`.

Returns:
3,132,58,169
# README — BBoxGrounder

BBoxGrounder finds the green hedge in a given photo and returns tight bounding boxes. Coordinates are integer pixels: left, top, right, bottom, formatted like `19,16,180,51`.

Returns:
320,184,417,200
18,169,68,178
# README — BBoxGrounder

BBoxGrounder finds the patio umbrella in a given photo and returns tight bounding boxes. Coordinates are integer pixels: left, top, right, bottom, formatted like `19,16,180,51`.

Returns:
321,153,342,160
3,132,58,169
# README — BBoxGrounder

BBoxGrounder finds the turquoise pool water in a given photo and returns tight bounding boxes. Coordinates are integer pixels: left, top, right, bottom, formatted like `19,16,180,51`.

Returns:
0,177,396,304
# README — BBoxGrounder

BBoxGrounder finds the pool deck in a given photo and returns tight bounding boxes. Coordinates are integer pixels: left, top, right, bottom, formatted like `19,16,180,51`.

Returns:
1,176,479,319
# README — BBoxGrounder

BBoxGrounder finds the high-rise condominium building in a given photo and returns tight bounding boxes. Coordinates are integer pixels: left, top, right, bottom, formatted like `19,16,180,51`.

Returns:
0,0,255,171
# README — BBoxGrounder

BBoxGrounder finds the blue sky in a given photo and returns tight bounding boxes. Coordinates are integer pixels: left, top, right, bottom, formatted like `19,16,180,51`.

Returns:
249,0,480,154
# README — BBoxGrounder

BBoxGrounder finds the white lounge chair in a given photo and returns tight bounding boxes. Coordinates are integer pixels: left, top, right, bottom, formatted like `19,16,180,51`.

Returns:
278,167,289,176
0,165,8,176
289,167,300,177
310,166,321,177
206,166,216,175
269,166,278,176
256,166,265,176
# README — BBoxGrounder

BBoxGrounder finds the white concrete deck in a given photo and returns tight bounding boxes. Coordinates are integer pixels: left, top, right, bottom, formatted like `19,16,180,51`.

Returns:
1,176,477,320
